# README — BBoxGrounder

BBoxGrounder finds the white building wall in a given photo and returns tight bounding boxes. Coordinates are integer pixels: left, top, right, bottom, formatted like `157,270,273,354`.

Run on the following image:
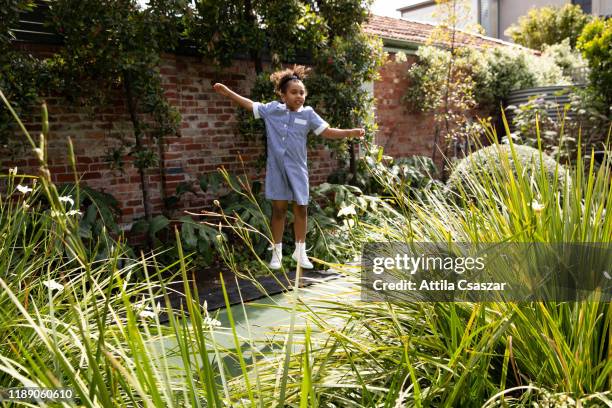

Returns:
593,0,612,15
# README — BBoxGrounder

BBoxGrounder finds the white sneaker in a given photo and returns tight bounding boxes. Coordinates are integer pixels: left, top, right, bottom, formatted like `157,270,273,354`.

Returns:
292,242,313,269
269,243,282,270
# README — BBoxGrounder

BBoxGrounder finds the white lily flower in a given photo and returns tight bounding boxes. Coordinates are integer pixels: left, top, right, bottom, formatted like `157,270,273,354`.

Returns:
203,316,221,327
66,210,82,216
16,184,33,194
138,309,156,319
342,218,356,228
337,204,357,217
531,200,545,213
59,196,75,207
8,167,17,176
42,279,64,293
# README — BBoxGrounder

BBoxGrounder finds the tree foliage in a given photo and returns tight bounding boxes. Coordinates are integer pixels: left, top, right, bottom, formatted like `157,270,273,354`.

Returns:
0,0,59,148
187,0,326,72
403,1,593,172
505,4,591,51
577,17,612,109
233,0,384,183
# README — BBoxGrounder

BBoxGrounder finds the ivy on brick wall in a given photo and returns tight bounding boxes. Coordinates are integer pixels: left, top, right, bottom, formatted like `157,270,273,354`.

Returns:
1,0,189,245
45,0,188,241
0,0,61,151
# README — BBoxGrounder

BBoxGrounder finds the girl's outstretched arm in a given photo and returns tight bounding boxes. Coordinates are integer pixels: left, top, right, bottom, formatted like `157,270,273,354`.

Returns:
213,83,254,111
321,128,365,140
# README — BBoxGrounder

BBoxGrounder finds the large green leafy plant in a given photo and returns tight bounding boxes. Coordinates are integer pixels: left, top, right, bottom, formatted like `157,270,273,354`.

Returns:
505,4,592,51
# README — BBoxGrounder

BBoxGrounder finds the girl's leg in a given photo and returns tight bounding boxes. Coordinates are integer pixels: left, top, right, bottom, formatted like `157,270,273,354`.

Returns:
292,203,308,242
271,200,289,243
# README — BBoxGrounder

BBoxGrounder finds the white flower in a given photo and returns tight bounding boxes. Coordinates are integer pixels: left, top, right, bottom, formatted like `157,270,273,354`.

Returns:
531,200,545,213
343,218,356,228
16,184,33,194
337,204,357,217
59,196,75,207
138,309,156,319
66,210,82,216
42,279,64,293
203,316,221,327
8,167,17,176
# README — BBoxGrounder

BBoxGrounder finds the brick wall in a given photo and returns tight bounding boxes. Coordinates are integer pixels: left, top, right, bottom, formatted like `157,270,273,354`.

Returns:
1,45,436,227
373,52,439,164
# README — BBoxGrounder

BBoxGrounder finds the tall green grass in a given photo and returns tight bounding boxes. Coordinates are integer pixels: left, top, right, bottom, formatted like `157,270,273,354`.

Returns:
219,121,612,406
0,92,298,407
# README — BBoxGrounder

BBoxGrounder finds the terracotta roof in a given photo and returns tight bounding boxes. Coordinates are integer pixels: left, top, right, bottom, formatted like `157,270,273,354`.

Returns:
364,14,536,52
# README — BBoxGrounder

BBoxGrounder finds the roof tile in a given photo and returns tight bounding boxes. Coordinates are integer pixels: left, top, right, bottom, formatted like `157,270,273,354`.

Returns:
364,14,537,53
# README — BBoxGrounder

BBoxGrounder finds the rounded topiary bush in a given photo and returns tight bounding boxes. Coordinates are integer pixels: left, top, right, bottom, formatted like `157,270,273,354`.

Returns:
447,144,570,197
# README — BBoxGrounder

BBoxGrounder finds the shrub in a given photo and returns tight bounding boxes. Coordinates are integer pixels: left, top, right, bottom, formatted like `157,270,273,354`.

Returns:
447,144,570,197
476,46,569,105
327,148,442,198
541,38,588,80
505,89,610,163
505,4,591,51
577,17,612,107
405,46,486,112
407,45,570,113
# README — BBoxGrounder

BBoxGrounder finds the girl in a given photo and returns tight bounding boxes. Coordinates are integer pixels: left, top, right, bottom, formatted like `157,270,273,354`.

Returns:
213,66,364,270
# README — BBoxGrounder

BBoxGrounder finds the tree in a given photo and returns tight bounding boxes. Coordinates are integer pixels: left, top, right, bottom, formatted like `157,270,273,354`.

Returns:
48,0,187,245
505,4,591,51
309,0,383,183
406,0,480,174
577,17,612,110
192,0,384,186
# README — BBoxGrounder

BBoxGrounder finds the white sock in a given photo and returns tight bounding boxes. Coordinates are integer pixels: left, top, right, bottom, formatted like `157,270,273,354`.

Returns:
295,241,307,256
273,243,282,255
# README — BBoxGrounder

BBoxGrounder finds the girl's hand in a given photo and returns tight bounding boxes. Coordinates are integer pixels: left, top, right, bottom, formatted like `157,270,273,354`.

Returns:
349,128,365,139
213,83,230,97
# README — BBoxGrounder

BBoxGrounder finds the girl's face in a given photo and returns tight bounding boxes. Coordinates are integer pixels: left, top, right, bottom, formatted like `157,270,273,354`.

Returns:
282,81,307,111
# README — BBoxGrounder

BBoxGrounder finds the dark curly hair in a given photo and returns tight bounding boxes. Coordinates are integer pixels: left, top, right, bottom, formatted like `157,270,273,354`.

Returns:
270,65,311,96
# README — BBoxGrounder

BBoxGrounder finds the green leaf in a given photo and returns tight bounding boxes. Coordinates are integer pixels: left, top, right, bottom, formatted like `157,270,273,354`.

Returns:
377,146,384,163
181,219,197,248
149,215,169,235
